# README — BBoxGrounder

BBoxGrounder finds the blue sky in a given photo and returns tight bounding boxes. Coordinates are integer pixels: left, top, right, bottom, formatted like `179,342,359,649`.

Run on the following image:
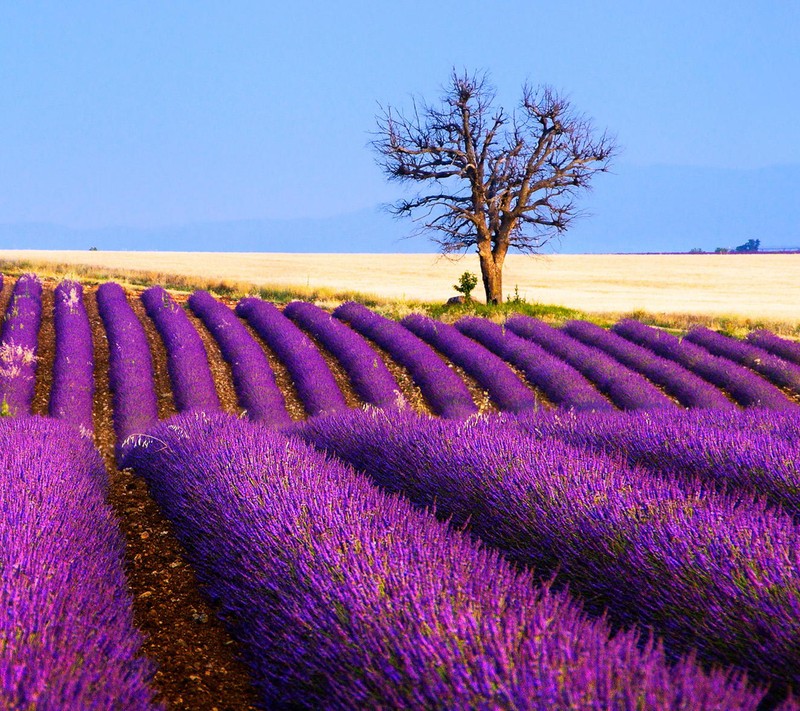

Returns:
1,2,799,250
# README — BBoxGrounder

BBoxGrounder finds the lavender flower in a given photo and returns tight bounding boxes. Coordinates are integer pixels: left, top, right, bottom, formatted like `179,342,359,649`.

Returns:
96,282,159,461
402,313,538,412
284,300,403,409
0,274,42,416
49,280,95,434
562,319,734,409
748,329,800,367
506,315,675,410
0,417,159,709
188,290,290,426
455,316,613,410
236,297,346,416
685,326,800,396
334,302,477,419
613,319,795,410
125,410,765,710
141,286,220,412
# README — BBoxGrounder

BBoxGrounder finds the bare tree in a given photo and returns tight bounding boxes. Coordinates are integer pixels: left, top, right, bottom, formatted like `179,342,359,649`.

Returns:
373,70,617,304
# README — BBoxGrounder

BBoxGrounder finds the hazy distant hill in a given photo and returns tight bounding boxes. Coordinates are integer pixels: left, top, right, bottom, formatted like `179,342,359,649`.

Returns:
2,164,798,254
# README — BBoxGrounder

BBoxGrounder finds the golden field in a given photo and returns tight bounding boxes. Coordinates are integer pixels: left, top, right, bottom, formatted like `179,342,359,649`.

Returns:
1,249,798,322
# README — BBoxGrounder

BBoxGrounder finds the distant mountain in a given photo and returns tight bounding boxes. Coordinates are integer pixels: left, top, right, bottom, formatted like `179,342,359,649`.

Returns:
2,164,798,254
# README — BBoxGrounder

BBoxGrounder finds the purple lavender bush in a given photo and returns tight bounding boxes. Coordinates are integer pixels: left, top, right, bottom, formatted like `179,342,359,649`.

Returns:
748,329,800,367
124,410,766,710
49,280,95,433
299,406,800,694
96,282,159,461
613,319,796,410
188,290,290,426
0,417,159,709
562,319,733,409
284,300,403,409
141,286,220,412
236,297,347,416
455,316,613,410
402,313,538,412
506,315,675,410
685,326,800,396
334,302,477,418
0,274,42,416
515,407,800,519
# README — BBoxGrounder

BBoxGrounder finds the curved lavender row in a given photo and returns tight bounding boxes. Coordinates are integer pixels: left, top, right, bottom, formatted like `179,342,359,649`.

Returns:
455,316,613,410
284,301,403,409
236,297,346,416
685,326,800,396
506,315,676,410
748,330,800,366
402,313,538,412
141,286,220,412
188,290,290,426
298,407,800,692
334,301,477,419
516,408,800,519
125,411,764,710
49,280,95,433
96,282,159,461
613,319,795,410
0,274,42,416
0,417,159,709
562,320,734,409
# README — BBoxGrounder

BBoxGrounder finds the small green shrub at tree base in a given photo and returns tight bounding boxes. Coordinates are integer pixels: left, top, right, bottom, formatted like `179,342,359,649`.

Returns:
453,272,479,301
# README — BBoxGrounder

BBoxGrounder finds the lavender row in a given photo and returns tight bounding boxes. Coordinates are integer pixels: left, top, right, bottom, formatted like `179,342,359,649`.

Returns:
141,286,220,412
0,417,158,709
96,282,159,461
613,319,795,409
506,315,676,410
685,326,800,396
748,329,800,366
0,274,42,416
236,298,346,416
49,280,95,433
562,320,734,409
402,313,538,412
517,408,800,520
298,407,800,692
124,411,763,710
188,290,290,426
455,317,613,410
334,301,477,418
284,300,403,409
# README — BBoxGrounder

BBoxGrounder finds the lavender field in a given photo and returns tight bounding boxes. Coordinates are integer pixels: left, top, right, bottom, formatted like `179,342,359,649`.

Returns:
2,270,800,710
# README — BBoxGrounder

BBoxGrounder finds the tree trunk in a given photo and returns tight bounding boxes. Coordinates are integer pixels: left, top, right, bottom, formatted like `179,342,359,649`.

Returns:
478,253,503,304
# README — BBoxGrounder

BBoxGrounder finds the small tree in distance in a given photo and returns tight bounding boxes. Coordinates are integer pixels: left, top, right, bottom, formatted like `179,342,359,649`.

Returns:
373,69,617,304
453,271,478,301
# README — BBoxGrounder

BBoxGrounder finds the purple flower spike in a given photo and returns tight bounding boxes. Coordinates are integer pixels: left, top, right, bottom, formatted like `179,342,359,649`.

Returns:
334,301,477,419
96,282,159,462
49,280,95,434
141,286,220,412
613,319,795,410
0,417,160,709
284,300,403,409
402,313,538,412
188,290,290,426
0,274,43,416
455,316,613,410
685,326,800,396
506,315,675,410
562,319,733,409
125,410,765,710
748,329,800,367
236,297,347,416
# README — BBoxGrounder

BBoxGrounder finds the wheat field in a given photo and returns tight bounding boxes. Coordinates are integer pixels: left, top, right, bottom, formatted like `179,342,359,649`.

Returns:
1,249,798,321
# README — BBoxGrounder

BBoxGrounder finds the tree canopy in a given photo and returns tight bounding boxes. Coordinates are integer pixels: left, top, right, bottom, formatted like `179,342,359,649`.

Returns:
373,70,617,303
